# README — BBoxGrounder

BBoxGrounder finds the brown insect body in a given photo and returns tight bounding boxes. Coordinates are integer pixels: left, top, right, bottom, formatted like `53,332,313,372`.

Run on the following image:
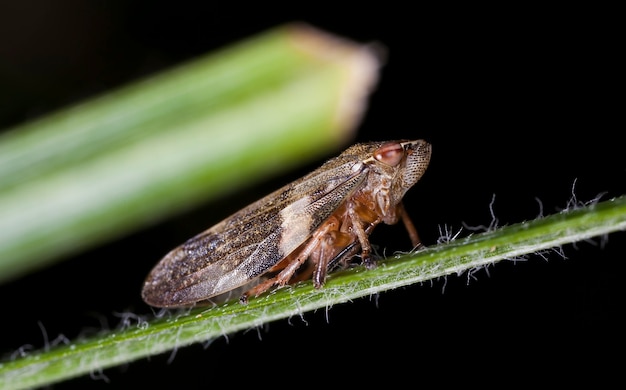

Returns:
142,139,431,307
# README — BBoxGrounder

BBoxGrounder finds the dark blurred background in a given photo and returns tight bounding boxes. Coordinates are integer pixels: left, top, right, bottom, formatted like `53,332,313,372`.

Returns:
1,2,623,387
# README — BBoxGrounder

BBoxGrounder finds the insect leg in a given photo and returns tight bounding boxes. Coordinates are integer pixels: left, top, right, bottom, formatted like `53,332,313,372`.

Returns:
311,229,353,288
312,240,329,289
348,205,376,269
397,201,422,248
326,220,381,270
240,251,307,303
240,224,334,303
328,241,360,270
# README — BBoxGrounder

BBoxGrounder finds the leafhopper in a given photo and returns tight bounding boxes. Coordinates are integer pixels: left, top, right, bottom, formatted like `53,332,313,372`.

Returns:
142,139,432,307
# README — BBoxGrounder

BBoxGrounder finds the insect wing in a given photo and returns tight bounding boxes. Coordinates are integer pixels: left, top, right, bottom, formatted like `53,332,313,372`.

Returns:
142,156,368,307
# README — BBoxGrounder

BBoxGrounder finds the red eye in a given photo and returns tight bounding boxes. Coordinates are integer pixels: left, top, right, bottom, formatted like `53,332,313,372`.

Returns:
374,142,404,166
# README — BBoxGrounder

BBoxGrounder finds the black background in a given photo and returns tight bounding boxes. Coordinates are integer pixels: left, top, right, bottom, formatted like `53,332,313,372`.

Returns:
1,2,623,388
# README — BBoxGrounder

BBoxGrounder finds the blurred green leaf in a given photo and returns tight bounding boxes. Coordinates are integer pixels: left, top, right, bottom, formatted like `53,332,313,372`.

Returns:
0,23,381,283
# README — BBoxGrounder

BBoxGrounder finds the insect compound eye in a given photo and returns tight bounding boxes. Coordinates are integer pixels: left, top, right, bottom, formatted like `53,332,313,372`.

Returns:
373,142,404,167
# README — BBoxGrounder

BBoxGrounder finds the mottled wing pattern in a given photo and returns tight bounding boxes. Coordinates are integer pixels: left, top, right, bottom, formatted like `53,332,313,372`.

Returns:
142,153,369,306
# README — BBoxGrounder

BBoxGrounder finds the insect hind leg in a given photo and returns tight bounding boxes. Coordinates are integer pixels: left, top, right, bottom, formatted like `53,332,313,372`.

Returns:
240,236,322,303
240,224,352,303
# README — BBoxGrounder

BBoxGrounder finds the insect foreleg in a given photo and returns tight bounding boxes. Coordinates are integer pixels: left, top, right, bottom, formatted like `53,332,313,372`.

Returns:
397,202,421,248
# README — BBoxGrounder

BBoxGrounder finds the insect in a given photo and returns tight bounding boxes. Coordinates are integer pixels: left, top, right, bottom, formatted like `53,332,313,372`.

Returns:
142,139,432,307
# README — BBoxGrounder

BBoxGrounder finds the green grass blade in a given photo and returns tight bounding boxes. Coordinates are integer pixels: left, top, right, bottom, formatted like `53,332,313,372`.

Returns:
2,195,624,390
0,24,381,283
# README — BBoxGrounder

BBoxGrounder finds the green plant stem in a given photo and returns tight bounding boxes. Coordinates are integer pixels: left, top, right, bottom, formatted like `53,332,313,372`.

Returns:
0,23,381,282
2,195,625,390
